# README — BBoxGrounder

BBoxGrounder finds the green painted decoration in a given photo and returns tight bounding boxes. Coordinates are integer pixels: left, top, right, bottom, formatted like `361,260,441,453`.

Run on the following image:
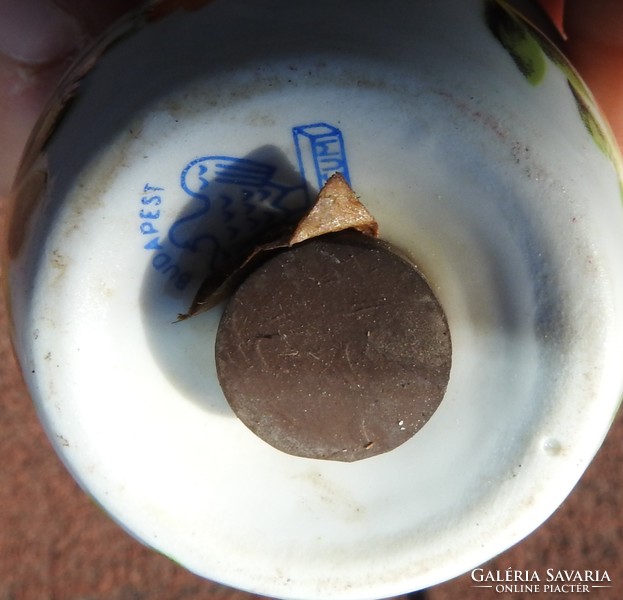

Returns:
484,0,546,85
485,0,622,187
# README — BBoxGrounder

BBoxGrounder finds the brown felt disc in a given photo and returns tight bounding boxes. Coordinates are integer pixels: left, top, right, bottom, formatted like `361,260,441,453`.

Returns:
215,230,452,462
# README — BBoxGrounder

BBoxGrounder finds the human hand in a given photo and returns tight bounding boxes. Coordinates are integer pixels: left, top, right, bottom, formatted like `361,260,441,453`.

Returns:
1,0,623,199
0,0,145,199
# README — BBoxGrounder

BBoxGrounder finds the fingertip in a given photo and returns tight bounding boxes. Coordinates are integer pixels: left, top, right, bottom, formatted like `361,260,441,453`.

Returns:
0,0,84,66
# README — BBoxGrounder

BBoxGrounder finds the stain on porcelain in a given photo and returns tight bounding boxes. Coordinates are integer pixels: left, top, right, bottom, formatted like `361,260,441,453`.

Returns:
3,1,623,599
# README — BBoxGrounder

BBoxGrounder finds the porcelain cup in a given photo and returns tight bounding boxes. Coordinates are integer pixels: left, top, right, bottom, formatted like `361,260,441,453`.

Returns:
4,1,623,598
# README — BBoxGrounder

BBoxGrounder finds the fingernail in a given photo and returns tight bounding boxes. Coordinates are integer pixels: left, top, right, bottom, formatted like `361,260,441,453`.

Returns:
0,0,83,65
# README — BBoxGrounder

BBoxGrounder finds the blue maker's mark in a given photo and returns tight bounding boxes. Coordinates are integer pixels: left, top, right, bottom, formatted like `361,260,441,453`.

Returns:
172,156,308,253
293,122,350,188
160,122,351,283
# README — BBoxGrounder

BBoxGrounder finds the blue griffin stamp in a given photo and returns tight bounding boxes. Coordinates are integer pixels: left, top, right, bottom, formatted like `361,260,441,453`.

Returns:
146,122,351,288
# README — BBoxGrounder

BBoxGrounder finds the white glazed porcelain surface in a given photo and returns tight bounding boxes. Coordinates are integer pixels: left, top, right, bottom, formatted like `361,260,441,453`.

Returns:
6,1,623,598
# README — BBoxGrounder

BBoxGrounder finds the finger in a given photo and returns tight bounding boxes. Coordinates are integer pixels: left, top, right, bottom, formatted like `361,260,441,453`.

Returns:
564,0,623,149
0,0,83,65
0,0,145,197
0,0,84,196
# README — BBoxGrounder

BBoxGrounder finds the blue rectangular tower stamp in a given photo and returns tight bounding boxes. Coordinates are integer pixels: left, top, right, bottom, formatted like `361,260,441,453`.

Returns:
292,123,351,190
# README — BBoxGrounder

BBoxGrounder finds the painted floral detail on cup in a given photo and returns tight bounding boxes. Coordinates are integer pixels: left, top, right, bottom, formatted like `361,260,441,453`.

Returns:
484,0,546,85
484,0,620,170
